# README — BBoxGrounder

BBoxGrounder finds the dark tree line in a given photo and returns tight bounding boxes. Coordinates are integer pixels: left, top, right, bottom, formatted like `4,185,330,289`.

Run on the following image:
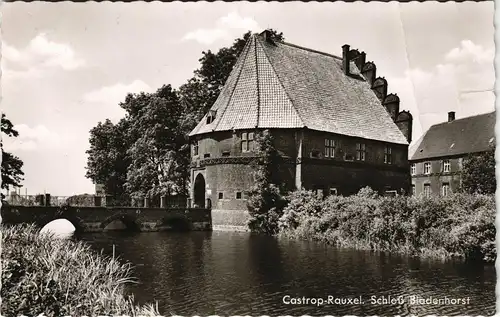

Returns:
85,30,284,205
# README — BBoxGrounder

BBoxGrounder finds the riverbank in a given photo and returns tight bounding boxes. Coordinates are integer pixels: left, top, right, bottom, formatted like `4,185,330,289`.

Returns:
275,188,496,263
1,224,161,316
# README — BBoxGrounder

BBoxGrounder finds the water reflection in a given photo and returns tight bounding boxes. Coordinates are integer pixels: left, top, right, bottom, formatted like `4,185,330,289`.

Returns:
80,231,495,316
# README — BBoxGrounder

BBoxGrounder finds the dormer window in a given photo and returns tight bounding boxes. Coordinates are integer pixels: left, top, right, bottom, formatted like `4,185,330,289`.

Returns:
206,110,217,124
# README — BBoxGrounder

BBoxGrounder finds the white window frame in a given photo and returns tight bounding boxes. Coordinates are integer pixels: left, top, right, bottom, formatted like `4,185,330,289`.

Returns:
443,160,451,173
411,185,416,196
385,190,398,197
411,163,416,175
424,162,431,175
441,183,450,196
423,184,431,197
329,188,338,196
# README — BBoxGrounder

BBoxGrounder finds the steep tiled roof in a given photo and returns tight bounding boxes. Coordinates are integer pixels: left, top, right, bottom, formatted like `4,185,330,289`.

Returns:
410,111,496,161
189,33,409,145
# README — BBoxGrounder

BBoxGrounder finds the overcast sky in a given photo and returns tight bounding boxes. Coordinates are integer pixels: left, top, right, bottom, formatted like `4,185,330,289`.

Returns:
2,2,495,196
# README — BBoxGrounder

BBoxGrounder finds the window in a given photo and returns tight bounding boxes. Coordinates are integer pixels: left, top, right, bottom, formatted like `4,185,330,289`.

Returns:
325,139,335,158
236,192,242,199
193,141,199,156
411,163,416,175
411,185,416,196
204,153,211,158
218,192,224,199
206,110,217,124
385,190,397,197
241,132,255,152
441,183,450,196
329,188,337,196
423,184,431,197
443,160,451,173
424,162,431,174
356,143,366,161
384,146,392,164
221,151,230,157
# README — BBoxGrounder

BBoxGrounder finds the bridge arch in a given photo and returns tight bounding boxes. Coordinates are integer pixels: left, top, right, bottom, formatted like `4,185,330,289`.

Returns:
42,216,85,235
160,215,192,232
100,213,141,231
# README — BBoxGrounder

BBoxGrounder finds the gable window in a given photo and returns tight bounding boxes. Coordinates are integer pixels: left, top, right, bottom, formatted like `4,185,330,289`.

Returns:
443,160,451,173
325,139,335,158
411,163,416,175
441,183,450,196
241,132,255,152
193,141,199,156
424,162,431,175
384,146,392,164
356,143,366,161
423,184,431,197
206,110,217,124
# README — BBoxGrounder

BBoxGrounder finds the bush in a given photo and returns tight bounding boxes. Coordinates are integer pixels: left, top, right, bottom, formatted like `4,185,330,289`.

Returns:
278,187,496,263
1,224,161,316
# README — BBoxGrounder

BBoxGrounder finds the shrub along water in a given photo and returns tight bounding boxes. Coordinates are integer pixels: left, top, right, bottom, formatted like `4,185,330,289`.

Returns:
1,224,161,316
277,187,496,263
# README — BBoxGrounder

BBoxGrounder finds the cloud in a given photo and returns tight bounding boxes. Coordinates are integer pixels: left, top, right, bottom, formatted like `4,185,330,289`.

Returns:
2,33,85,79
3,124,68,152
388,40,494,144
183,11,262,45
83,80,153,105
82,80,154,121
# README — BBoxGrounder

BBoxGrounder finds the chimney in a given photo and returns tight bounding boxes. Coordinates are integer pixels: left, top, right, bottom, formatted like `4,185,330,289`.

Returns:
260,29,275,44
355,52,366,70
342,44,350,75
448,111,455,122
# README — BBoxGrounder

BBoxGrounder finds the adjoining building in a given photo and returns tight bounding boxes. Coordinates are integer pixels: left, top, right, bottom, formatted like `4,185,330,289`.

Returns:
188,30,413,211
409,111,495,197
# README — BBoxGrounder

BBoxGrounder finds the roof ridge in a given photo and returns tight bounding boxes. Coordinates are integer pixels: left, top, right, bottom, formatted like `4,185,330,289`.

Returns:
254,35,261,128
279,41,342,60
213,36,254,132
430,111,495,128
255,36,306,128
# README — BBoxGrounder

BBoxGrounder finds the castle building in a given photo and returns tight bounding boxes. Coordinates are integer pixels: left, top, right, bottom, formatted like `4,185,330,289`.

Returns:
409,111,495,197
188,30,413,211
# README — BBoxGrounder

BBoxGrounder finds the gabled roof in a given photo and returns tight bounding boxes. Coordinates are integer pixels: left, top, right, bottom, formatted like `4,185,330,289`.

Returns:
410,111,496,161
189,33,409,145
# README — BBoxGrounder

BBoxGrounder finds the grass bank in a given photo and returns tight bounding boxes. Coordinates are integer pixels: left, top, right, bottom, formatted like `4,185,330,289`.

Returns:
276,188,496,263
1,224,161,316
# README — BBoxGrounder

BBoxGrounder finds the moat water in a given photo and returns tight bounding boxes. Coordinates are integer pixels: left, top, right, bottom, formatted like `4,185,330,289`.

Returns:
80,231,495,316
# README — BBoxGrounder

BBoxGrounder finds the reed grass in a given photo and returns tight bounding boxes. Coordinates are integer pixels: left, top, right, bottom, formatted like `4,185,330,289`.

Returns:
1,224,162,316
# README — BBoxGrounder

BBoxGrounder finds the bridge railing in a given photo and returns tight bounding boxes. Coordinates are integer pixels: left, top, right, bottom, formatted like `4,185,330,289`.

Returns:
2,194,190,208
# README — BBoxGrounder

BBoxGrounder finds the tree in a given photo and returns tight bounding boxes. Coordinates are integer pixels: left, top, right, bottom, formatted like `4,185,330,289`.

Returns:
246,130,288,234
1,113,24,198
85,119,131,205
461,146,496,194
124,85,188,200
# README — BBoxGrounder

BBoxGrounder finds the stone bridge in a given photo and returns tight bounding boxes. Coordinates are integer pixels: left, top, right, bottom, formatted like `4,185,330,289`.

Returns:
1,205,212,233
